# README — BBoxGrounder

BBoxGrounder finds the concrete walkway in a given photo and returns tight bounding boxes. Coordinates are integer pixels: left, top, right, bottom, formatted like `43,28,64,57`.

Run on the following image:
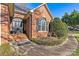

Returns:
13,36,78,56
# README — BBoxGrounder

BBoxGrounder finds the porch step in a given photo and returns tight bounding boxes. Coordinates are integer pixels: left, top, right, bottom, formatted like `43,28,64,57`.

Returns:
9,34,31,46
10,33,29,42
1,33,29,44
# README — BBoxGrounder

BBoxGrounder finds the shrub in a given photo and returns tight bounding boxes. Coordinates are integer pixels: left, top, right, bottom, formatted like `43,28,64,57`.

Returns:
0,43,15,56
49,18,68,38
31,37,66,46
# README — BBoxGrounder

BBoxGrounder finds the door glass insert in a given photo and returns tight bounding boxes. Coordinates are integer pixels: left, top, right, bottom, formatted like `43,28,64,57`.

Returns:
11,18,23,34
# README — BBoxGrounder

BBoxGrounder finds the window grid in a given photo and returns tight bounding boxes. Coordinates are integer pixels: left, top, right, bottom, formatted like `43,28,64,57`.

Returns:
37,18,48,32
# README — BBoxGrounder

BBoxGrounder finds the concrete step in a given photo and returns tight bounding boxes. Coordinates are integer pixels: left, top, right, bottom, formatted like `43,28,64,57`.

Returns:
1,33,29,44
10,33,29,41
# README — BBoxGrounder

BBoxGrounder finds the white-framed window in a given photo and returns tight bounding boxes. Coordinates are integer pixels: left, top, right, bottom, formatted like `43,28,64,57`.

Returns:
11,18,23,33
36,18,49,32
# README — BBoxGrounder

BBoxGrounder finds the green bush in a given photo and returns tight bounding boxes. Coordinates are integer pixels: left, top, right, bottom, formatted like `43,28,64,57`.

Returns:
0,43,15,56
49,18,68,38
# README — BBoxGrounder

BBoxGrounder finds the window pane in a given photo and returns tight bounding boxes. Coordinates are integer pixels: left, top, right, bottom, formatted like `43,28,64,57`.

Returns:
46,22,48,31
42,20,45,31
37,20,42,31
37,18,48,31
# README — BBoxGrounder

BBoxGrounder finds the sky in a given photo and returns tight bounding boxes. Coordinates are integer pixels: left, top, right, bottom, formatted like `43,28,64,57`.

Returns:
25,3,79,18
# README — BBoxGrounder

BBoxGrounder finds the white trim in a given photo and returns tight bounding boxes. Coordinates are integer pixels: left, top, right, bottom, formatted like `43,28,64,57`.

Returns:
38,31,48,32
30,10,34,12
32,3,45,11
30,3,46,13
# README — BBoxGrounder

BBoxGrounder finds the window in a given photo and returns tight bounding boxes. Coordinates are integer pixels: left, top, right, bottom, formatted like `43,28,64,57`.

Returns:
11,18,23,34
37,18,49,32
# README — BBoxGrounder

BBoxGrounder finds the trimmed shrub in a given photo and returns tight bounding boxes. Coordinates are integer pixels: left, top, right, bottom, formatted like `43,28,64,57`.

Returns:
49,18,68,38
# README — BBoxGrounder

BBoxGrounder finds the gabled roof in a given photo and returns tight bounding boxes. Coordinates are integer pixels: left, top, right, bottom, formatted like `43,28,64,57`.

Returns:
30,3,54,19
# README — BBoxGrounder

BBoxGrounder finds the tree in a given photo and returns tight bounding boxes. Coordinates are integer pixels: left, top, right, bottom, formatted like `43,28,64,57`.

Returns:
61,12,71,25
62,10,79,26
70,10,79,26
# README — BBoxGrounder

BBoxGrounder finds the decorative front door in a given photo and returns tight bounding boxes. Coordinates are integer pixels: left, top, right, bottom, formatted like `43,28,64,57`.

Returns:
11,18,23,34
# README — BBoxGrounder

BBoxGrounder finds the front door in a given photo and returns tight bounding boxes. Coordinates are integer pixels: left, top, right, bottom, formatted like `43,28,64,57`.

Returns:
11,18,23,34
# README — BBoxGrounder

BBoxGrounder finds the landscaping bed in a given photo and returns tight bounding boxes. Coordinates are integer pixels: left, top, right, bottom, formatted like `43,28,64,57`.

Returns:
31,37,67,46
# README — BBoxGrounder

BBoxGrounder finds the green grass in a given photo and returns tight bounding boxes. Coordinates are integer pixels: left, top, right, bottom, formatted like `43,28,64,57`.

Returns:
72,49,79,56
69,31,79,42
73,35,79,56
75,35,79,43
69,31,79,34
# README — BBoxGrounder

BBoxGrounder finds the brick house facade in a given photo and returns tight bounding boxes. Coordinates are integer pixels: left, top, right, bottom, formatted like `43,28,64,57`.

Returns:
31,4,53,38
0,3,53,44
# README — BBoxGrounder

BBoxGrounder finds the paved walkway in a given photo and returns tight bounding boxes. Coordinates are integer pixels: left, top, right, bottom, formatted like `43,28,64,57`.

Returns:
13,36,78,56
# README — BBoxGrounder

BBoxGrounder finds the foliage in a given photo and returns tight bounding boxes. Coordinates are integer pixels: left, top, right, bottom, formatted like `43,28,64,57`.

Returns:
49,17,68,38
0,43,15,56
72,49,79,56
62,12,71,25
61,10,79,26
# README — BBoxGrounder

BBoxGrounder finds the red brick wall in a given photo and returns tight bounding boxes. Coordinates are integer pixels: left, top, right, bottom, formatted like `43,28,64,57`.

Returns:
31,4,52,38
0,4,27,44
14,12,32,39
23,15,32,39
0,4,10,44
